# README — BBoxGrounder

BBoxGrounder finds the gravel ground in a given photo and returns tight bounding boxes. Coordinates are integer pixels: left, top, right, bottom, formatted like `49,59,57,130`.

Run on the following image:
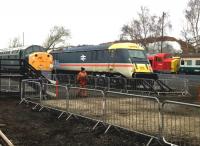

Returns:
0,97,167,146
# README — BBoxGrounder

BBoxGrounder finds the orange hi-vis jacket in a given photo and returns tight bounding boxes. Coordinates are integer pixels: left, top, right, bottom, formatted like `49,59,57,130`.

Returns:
77,71,87,86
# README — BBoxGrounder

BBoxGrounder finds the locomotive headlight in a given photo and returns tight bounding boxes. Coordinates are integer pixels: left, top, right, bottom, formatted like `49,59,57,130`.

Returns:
50,64,53,68
148,65,153,72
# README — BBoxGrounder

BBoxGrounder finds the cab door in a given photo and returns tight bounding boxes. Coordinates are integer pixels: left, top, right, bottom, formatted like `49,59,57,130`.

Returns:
108,49,116,72
155,57,163,71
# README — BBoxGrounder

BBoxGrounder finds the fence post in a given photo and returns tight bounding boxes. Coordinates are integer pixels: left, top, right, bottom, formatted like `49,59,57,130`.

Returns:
20,80,24,101
56,80,59,97
0,59,1,94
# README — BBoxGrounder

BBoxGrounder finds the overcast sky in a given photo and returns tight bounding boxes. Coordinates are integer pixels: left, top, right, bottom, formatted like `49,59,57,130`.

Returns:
0,0,189,48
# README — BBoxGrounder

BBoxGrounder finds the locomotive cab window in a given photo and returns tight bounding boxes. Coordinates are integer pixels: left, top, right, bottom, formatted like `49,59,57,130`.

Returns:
156,57,162,62
128,50,146,59
165,54,172,59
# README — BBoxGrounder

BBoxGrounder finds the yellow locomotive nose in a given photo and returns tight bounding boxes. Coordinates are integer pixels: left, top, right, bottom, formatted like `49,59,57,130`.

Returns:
28,50,53,72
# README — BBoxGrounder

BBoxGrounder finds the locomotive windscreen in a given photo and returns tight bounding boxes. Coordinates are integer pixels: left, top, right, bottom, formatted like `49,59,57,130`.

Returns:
24,45,45,56
128,50,148,62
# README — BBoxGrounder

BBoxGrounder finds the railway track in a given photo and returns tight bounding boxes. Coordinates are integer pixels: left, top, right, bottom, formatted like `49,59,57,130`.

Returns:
0,130,14,146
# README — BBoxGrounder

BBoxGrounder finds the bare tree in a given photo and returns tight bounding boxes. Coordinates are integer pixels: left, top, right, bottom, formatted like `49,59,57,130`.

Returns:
9,37,23,48
43,26,70,50
181,0,200,51
120,6,172,50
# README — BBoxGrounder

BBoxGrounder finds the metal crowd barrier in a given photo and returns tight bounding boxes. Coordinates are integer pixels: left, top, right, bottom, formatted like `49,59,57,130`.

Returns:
126,78,156,95
19,79,200,146
50,74,189,97
158,78,188,95
104,91,161,138
67,87,105,123
162,101,200,146
0,77,20,92
86,76,125,92
187,81,200,99
49,74,77,86
108,77,126,92
41,83,68,112
20,79,42,106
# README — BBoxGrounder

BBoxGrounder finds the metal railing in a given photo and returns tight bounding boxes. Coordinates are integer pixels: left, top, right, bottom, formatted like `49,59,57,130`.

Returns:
0,76,21,92
20,79,42,105
162,101,200,146
41,83,69,112
49,74,189,97
104,91,161,138
67,87,105,122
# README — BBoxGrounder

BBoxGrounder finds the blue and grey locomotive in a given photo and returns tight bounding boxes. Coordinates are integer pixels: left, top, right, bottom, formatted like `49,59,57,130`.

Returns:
50,42,157,79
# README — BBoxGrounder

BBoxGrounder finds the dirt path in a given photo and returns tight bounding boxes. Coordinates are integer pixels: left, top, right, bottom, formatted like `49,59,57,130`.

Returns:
0,98,165,146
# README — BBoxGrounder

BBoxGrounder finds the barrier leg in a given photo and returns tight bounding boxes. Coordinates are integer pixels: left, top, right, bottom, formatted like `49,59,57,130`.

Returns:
56,80,59,97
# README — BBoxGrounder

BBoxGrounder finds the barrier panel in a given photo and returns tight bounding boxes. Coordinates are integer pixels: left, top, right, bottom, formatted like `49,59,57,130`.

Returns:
86,76,126,92
158,78,188,95
108,77,126,92
0,76,20,92
40,83,68,111
126,78,156,95
86,75,96,89
94,76,109,90
86,76,108,90
126,78,188,97
187,81,200,100
105,91,161,137
49,74,77,86
162,101,200,145
68,87,105,121
48,74,189,98
20,79,42,103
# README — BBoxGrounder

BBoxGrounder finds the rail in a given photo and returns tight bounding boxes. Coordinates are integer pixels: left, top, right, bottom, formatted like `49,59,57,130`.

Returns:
0,130,14,146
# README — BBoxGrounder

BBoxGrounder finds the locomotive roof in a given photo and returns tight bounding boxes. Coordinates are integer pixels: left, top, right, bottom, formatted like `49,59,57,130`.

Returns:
181,53,200,58
52,44,110,53
0,45,45,53
51,43,144,53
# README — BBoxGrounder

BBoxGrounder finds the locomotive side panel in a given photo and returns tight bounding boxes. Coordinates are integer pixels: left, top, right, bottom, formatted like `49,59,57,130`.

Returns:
54,50,112,75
